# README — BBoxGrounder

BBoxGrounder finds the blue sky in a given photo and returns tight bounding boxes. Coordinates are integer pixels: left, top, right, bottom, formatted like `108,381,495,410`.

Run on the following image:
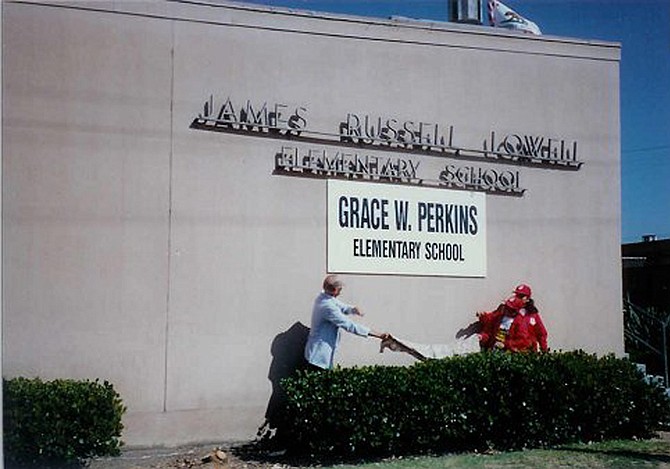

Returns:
241,0,670,244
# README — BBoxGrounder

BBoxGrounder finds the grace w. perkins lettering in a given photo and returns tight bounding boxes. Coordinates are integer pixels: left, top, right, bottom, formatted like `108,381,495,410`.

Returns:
338,196,479,235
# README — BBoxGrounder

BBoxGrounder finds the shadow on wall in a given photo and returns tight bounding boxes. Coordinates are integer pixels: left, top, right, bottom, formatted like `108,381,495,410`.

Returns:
263,321,310,433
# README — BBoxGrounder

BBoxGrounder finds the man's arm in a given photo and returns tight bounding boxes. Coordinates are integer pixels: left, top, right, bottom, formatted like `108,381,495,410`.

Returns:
323,304,370,336
323,304,388,339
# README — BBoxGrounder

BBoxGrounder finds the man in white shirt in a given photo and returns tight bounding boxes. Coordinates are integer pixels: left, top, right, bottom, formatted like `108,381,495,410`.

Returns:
304,275,388,370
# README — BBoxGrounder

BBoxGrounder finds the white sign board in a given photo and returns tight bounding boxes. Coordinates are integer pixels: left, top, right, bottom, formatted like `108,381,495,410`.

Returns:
327,179,486,277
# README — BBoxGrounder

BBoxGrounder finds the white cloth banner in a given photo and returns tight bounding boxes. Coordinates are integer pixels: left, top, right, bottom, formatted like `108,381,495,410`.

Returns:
488,0,542,35
380,334,480,360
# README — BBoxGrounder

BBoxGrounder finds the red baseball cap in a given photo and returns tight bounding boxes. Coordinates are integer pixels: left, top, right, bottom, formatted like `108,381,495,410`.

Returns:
514,284,532,297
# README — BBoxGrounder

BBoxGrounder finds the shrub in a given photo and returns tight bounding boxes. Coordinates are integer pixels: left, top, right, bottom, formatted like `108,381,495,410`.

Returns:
3,377,126,465
278,351,670,458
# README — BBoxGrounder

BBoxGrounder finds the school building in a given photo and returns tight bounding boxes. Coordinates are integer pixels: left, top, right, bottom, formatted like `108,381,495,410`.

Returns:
2,0,622,447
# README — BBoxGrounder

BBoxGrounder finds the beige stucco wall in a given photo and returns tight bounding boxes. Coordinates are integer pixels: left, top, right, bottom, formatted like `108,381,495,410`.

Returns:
2,0,621,447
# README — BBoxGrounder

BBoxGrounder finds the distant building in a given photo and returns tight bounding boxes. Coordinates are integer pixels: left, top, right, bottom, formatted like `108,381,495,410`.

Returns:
623,237,670,313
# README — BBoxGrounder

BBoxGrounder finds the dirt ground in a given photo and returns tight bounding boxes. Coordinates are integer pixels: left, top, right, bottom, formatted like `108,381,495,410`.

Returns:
88,441,302,469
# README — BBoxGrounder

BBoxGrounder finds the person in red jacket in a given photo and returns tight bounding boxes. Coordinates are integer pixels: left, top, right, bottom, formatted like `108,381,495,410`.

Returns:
513,284,549,352
478,284,550,353
477,296,527,351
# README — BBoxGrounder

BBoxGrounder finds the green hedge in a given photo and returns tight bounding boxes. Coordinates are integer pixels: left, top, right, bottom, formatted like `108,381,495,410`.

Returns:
279,351,670,457
3,377,126,465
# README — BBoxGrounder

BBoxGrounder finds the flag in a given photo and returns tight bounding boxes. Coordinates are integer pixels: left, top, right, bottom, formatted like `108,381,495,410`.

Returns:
488,0,542,35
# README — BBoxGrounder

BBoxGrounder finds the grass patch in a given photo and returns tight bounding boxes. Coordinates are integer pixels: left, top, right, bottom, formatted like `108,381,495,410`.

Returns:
319,437,670,469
